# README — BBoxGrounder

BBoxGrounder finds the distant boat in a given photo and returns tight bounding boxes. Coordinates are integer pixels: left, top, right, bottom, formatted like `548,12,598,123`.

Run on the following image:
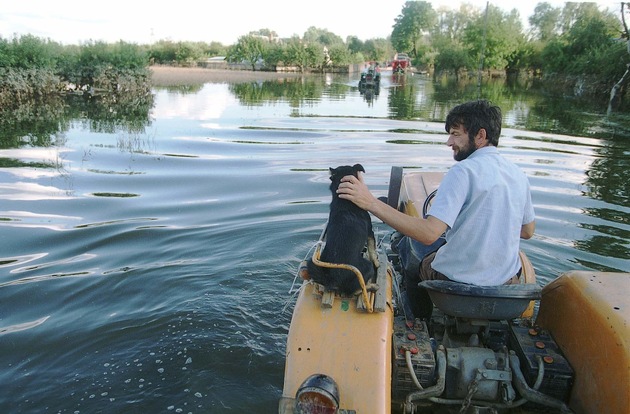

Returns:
392,53,410,74
358,65,381,89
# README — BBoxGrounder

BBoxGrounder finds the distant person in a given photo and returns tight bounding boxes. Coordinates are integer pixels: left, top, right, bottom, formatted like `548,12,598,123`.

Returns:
336,100,535,318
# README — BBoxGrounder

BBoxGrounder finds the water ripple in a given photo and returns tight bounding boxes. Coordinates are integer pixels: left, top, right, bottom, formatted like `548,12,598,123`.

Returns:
0,252,48,268
0,316,50,335
0,270,95,288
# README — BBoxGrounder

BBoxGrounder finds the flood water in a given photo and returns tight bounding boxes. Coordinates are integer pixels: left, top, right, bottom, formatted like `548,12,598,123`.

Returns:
0,70,629,413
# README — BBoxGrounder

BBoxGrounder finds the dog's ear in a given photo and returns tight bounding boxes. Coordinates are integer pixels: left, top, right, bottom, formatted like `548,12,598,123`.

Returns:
329,167,336,181
353,164,365,174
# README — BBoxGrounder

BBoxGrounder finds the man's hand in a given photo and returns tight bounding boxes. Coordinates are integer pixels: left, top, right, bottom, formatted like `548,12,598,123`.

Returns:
337,172,378,212
338,171,447,245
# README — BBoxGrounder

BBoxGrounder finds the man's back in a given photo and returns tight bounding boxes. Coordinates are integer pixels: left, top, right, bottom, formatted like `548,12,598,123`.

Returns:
428,146,534,285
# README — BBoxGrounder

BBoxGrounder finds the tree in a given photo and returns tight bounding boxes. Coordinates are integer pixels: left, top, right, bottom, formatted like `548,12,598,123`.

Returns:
205,41,228,57
346,36,364,55
434,43,471,76
173,42,204,66
262,43,285,68
148,40,203,65
463,5,524,71
363,38,393,62
559,2,601,33
391,1,437,59
432,4,479,42
608,2,630,114
529,2,562,41
303,27,344,46
227,35,267,71
327,44,351,66
304,43,325,70
564,8,619,58
284,38,309,72
431,4,478,75
539,37,568,74
538,2,621,77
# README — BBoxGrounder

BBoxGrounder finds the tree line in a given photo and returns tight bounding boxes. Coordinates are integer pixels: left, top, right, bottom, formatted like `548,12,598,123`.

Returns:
223,27,394,72
1,1,628,109
225,2,628,107
393,2,628,94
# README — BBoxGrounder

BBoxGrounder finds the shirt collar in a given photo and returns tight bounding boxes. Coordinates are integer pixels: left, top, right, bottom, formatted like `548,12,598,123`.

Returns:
469,145,498,159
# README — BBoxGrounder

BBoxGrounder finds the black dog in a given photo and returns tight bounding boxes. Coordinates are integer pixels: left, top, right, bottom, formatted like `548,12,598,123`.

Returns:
307,164,379,295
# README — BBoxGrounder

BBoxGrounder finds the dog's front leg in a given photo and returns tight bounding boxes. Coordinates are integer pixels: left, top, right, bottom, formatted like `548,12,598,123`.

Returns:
367,234,379,269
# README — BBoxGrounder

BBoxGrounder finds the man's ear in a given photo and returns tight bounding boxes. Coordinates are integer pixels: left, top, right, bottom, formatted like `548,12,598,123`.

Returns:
475,128,488,148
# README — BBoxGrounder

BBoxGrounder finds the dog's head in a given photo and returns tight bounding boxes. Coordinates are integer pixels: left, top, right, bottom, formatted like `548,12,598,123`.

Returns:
329,164,365,190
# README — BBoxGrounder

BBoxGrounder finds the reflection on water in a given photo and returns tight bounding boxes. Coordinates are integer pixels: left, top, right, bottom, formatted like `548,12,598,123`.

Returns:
4,73,628,146
0,71,628,413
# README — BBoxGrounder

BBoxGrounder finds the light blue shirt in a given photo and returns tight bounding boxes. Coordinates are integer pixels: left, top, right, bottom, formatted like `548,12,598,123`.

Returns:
428,146,535,285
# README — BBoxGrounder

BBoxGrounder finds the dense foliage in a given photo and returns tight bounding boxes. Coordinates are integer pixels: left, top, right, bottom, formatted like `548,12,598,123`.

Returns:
148,40,227,66
0,35,151,105
225,28,392,71
395,1,627,79
390,1,629,107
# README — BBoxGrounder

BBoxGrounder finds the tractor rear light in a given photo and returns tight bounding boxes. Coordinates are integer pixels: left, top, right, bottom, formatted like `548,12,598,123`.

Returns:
295,374,340,414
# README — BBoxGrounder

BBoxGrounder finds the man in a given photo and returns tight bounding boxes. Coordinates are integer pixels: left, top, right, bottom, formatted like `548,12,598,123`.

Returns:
337,100,535,318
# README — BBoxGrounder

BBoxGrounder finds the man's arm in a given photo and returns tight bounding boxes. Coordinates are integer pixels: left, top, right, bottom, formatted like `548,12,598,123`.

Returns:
337,173,447,245
521,221,535,239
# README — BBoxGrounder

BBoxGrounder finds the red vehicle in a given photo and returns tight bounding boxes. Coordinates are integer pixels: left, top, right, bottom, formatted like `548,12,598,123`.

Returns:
392,52,410,74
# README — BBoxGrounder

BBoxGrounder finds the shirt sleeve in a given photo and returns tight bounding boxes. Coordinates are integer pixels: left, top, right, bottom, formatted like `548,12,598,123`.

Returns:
427,165,469,229
522,178,535,224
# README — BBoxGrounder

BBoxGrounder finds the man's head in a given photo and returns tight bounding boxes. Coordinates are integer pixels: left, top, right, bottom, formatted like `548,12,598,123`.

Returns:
445,100,502,161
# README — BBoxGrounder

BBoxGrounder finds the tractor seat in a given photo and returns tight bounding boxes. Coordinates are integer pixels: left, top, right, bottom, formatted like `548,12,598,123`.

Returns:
420,280,542,320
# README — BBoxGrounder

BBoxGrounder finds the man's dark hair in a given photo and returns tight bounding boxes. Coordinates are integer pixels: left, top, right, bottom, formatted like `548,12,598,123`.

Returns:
445,100,502,146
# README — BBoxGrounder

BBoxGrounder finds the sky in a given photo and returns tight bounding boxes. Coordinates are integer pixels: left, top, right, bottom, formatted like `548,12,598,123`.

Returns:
0,1,621,46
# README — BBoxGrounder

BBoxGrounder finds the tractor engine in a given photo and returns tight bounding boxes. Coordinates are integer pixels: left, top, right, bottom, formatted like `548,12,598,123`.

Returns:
391,315,574,412
392,317,514,405
443,346,514,402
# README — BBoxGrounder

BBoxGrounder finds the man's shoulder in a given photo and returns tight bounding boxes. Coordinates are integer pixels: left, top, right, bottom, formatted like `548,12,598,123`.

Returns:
443,161,470,180
468,147,522,171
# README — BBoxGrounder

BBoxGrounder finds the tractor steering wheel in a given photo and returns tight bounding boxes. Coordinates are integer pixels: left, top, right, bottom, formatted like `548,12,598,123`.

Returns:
422,189,437,219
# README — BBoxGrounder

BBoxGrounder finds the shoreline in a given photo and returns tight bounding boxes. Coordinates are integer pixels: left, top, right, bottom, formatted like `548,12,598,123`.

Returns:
149,65,305,86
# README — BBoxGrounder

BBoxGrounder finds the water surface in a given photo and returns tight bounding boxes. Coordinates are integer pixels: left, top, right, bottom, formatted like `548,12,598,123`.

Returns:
0,71,628,413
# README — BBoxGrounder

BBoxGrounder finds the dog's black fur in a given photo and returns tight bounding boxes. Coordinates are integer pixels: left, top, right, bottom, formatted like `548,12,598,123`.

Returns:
307,164,379,295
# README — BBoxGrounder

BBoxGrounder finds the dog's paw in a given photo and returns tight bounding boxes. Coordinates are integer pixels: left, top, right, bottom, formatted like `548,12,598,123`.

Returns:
352,282,380,296
352,288,364,297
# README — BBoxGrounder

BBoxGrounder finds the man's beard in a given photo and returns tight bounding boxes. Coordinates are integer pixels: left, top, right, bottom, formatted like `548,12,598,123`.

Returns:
453,139,476,161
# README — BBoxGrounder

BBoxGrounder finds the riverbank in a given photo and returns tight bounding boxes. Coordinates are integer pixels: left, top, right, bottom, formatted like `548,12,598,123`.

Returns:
149,65,304,86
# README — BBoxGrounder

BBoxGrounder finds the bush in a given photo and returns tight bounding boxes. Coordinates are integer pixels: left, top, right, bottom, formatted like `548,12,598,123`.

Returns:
148,40,206,66
0,34,62,70
0,35,151,98
0,67,62,105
